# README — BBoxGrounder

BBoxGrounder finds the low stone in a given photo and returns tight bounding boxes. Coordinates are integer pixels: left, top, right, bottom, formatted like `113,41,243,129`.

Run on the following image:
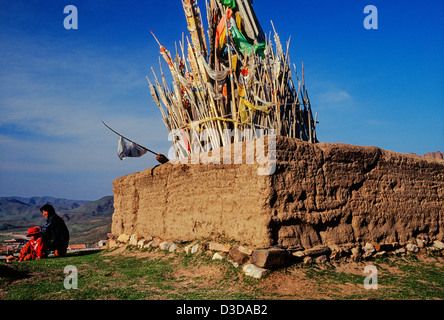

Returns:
169,243,178,252
292,251,305,258
212,252,224,260
150,237,163,247
229,247,249,264
184,243,200,254
395,248,406,254
237,246,254,256
184,244,193,254
191,243,200,253
375,251,387,257
303,256,313,264
251,248,291,268
286,245,305,252
107,239,117,249
209,242,231,252
328,245,341,260
315,255,328,264
364,242,375,252
129,234,141,246
416,239,426,248
330,250,345,260
406,243,419,253
117,233,130,243
330,244,353,260
433,240,444,250
159,241,171,250
362,243,376,258
137,239,146,248
304,246,331,257
242,264,269,279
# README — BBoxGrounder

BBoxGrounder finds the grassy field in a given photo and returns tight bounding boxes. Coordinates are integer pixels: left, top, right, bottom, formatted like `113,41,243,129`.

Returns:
1,245,443,301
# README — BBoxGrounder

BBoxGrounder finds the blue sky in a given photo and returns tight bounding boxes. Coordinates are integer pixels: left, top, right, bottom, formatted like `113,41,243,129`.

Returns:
0,0,443,200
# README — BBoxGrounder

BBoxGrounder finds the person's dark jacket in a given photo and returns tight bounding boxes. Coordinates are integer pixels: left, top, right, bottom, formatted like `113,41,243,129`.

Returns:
40,205,69,251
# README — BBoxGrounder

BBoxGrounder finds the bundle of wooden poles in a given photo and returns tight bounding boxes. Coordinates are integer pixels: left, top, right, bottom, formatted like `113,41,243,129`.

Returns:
147,0,318,159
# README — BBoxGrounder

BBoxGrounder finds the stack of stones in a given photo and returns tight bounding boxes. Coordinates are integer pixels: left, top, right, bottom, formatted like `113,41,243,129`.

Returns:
106,234,444,279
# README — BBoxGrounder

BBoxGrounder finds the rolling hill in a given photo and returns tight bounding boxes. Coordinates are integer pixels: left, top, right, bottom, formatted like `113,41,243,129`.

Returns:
0,196,89,213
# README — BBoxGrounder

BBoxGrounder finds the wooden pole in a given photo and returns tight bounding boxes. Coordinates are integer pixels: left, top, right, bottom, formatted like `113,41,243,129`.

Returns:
225,8,238,142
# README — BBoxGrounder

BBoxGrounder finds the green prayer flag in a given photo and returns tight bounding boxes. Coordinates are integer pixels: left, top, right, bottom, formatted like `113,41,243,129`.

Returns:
218,0,236,9
230,24,265,58
254,42,266,58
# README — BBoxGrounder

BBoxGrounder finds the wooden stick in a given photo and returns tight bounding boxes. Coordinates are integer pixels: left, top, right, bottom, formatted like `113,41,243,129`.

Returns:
102,121,159,156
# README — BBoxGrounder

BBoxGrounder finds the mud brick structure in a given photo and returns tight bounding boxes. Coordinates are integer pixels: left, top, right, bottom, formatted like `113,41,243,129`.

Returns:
112,136,443,249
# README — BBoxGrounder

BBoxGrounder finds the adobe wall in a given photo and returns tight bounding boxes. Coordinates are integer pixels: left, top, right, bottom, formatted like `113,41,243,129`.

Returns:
112,136,444,248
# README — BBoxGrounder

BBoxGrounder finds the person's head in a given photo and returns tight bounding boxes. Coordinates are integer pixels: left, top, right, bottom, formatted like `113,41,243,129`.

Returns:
27,226,41,240
40,204,56,219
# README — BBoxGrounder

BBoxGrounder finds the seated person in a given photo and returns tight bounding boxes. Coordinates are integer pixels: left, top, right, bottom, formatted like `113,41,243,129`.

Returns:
40,204,70,257
19,226,47,261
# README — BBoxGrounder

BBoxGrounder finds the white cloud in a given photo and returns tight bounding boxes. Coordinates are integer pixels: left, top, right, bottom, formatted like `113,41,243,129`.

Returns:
0,33,172,198
0,31,169,141
318,90,353,105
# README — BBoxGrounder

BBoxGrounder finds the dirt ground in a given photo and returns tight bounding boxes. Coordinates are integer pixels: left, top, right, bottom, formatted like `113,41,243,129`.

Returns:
102,246,444,300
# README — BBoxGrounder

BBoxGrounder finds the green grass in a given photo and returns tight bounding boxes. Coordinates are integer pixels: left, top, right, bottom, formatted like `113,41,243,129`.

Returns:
1,247,443,300
294,255,444,300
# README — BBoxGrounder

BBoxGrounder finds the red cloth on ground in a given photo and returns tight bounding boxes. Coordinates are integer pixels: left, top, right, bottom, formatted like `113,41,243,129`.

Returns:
19,237,47,261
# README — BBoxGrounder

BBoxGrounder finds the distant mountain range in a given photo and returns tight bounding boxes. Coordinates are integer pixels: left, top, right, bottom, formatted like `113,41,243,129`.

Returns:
0,196,89,217
0,195,114,245
423,151,443,160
